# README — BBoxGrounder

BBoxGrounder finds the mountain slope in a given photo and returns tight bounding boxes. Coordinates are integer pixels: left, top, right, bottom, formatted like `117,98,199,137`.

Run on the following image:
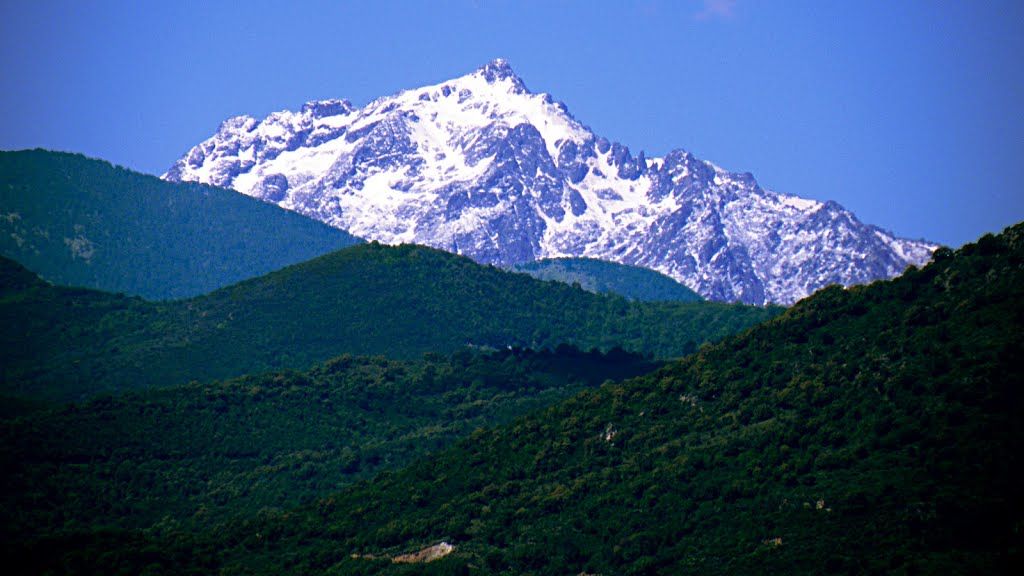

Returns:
0,244,778,403
513,257,702,302
69,223,1019,575
0,149,361,299
166,59,936,305
0,347,660,538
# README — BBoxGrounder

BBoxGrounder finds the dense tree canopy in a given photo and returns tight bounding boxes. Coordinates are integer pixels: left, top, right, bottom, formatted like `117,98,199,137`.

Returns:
8,223,1016,575
4,146,1019,574
0,347,659,541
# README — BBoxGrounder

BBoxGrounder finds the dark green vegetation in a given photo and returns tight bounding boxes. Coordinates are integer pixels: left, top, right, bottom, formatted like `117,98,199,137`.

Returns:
5,148,1017,574
11,223,1017,575
512,257,702,302
1,347,658,541
1,244,778,403
0,149,360,300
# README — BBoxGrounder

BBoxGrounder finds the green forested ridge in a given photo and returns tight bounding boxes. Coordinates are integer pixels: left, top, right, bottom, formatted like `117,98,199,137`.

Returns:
512,257,702,302
0,149,360,300
0,346,659,541
5,147,1017,574
16,223,1017,575
0,244,778,403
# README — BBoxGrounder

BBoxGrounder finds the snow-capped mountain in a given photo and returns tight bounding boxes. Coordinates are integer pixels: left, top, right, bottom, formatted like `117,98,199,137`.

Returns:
165,59,936,305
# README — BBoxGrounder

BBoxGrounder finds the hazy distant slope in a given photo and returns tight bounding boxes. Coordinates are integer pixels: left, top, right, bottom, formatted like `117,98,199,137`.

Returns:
0,149,360,299
0,244,779,403
117,224,1020,575
514,257,702,302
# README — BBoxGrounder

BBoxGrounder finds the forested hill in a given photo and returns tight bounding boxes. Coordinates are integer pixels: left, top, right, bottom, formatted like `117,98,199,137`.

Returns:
0,347,661,541
70,223,1019,575
513,257,703,302
0,149,361,300
0,243,779,403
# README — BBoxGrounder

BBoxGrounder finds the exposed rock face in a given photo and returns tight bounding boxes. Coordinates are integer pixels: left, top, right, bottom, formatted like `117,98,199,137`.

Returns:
166,59,935,304
392,542,454,563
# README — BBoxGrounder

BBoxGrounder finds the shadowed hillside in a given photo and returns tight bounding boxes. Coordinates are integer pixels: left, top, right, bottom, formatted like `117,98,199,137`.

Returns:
513,257,702,302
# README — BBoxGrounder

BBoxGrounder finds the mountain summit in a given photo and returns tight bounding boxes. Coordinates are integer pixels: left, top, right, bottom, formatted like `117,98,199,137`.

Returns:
477,57,528,90
165,60,935,304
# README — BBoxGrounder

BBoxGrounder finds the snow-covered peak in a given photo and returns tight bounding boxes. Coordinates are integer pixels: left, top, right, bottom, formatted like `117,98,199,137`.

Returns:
372,58,590,159
165,60,938,305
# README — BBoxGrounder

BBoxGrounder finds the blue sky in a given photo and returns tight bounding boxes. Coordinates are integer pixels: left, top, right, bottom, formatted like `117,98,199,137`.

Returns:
2,0,1022,248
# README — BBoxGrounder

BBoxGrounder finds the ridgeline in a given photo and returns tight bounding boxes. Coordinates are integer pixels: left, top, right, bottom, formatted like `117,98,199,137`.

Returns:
1,244,777,403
